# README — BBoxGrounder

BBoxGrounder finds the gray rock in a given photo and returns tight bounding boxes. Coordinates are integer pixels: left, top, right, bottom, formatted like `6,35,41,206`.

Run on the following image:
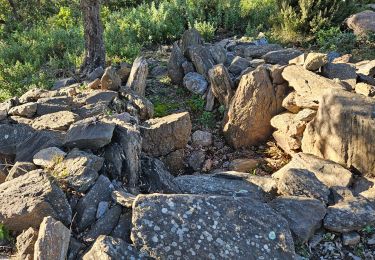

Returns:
83,205,122,243
34,216,71,260
243,44,282,58
64,117,115,150
180,28,204,56
168,42,186,85
6,161,37,181
269,196,326,243
15,227,38,259
33,147,66,168
96,201,109,219
54,149,104,192
273,153,353,188
74,102,109,119
209,44,227,64
324,197,375,233
16,130,64,162
8,102,37,118
101,67,121,91
183,72,208,95
187,45,215,77
175,174,267,201
75,175,114,231
36,96,72,116
342,232,361,246
228,56,251,75
277,168,330,204
83,235,149,260
32,111,79,131
85,90,118,105
112,190,136,208
53,78,76,90
262,48,303,65
120,87,154,120
0,124,34,155
87,66,104,81
182,61,195,75
141,112,191,157
321,63,357,89
111,211,132,243
67,237,84,260
0,171,71,231
208,64,234,108
19,88,48,103
192,130,212,147
303,53,328,71
132,194,296,259
140,157,181,193
126,56,148,96
187,150,205,171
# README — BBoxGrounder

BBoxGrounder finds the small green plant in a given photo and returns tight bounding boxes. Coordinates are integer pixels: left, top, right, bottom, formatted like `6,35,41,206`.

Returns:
154,101,179,117
218,105,226,116
187,95,205,113
316,27,357,53
198,111,215,128
193,20,216,42
0,223,10,241
323,232,335,241
159,75,172,85
362,225,375,234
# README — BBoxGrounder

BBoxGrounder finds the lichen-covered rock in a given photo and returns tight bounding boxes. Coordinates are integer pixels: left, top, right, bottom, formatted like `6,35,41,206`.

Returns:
0,124,34,155
302,90,375,177
132,194,296,259
270,196,326,243
0,171,71,231
174,174,267,201
33,147,66,168
324,197,375,233
183,72,208,95
141,112,191,157
34,216,71,260
223,66,280,148
83,235,149,260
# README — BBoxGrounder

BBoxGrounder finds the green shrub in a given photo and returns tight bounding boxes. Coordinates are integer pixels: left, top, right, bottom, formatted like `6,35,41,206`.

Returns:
193,21,216,42
198,111,215,128
187,95,205,112
0,223,9,241
316,27,357,53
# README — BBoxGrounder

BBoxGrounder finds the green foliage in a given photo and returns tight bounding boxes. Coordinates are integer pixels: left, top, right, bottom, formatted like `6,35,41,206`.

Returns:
273,0,359,43
187,95,205,112
154,101,179,117
198,111,215,128
0,223,10,241
194,21,216,42
316,27,357,53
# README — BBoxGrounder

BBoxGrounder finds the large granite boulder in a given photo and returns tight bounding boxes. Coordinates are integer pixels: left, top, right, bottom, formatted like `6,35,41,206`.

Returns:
223,66,280,148
132,194,295,259
302,90,375,177
0,171,71,231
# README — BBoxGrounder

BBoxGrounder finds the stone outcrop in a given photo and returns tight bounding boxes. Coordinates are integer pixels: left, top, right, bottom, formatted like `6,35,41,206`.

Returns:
223,66,280,148
347,10,375,36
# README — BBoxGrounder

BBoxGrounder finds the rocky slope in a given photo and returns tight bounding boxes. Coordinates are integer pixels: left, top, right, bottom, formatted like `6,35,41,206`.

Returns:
0,24,375,259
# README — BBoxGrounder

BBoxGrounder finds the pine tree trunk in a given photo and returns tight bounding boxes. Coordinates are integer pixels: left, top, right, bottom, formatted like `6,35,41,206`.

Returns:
80,0,106,75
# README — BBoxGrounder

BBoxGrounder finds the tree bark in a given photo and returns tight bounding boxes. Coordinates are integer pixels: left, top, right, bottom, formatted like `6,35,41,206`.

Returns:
80,0,106,75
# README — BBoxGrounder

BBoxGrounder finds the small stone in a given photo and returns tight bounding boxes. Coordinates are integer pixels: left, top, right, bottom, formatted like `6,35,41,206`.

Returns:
96,201,109,219
228,159,259,172
192,130,212,147
304,53,328,71
33,147,66,168
188,150,205,171
228,56,251,75
342,232,360,246
183,72,208,95
101,66,121,91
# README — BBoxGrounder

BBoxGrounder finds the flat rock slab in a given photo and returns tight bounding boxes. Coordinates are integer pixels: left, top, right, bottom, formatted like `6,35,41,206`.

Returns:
273,153,353,188
83,235,150,260
262,48,303,65
175,174,266,201
0,124,34,155
34,216,71,260
141,112,191,157
270,196,326,243
302,90,375,177
84,90,118,105
0,171,71,231
132,194,295,259
321,63,357,89
64,117,115,150
32,111,79,131
243,44,282,58
324,197,375,233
